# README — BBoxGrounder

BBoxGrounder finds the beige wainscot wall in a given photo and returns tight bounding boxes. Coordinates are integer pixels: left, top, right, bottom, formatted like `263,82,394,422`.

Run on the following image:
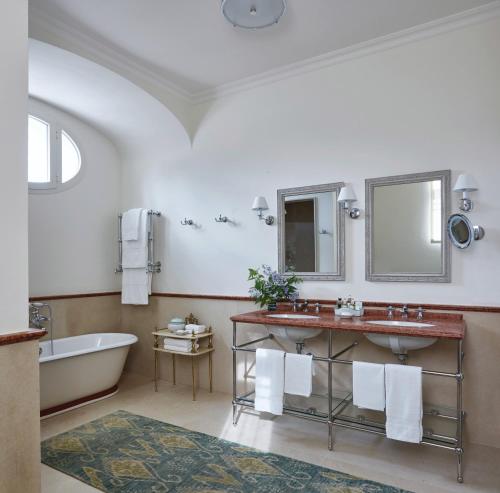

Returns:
37,294,500,450
0,340,42,493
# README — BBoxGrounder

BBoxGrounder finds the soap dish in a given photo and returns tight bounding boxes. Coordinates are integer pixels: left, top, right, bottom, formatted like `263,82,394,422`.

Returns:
335,307,364,318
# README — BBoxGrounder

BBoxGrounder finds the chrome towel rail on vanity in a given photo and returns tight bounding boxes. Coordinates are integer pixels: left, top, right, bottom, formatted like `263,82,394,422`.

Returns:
231,321,465,483
115,210,162,274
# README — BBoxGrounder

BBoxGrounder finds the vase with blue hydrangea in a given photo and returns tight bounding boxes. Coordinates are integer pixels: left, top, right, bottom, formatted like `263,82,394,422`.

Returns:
248,265,302,311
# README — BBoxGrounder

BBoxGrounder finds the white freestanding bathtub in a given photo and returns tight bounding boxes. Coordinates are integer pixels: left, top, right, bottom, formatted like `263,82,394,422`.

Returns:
39,332,137,418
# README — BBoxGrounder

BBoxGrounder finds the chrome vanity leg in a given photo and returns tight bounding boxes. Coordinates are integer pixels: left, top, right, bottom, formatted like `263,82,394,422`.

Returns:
232,321,238,425
154,334,159,392
328,329,334,451
456,338,464,483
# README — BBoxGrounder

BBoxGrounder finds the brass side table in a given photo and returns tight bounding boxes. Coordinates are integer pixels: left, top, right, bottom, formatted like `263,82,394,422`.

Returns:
153,328,214,401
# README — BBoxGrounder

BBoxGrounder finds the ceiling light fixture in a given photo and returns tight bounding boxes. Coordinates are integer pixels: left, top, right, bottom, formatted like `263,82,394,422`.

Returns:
221,0,286,30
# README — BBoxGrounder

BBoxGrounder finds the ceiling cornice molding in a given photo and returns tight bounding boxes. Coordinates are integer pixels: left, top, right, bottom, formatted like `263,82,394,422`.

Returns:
191,1,500,103
29,4,192,103
29,1,500,106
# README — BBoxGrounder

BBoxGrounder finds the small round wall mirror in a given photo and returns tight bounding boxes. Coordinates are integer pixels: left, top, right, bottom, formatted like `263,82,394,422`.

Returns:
447,213,485,249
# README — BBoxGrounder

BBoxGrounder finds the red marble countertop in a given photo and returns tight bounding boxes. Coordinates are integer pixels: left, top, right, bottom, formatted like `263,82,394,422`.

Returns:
231,308,465,340
0,328,47,347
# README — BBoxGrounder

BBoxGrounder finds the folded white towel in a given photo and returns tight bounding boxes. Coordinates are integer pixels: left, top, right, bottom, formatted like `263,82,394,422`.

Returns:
122,208,142,241
164,344,199,353
353,361,385,411
122,209,148,268
163,339,194,349
385,364,423,443
284,353,313,397
185,324,206,334
255,348,285,415
121,268,149,305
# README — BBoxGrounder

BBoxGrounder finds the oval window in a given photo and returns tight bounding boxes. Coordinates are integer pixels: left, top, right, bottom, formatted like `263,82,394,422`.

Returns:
28,114,82,191
61,130,81,184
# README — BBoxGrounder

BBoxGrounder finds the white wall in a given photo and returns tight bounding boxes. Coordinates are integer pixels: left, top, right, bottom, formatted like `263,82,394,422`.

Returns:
28,99,121,296
0,0,29,329
122,17,500,307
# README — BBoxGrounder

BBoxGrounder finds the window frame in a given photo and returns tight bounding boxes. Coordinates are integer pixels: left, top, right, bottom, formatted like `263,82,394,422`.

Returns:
28,112,83,193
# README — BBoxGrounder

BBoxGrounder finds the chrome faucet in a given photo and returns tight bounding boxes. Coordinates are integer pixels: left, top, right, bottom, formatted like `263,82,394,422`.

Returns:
302,299,309,312
314,302,321,313
387,305,395,319
29,302,54,356
292,301,299,312
416,307,425,321
400,304,409,319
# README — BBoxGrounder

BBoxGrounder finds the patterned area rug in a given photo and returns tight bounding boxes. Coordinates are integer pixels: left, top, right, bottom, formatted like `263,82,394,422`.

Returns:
42,410,412,493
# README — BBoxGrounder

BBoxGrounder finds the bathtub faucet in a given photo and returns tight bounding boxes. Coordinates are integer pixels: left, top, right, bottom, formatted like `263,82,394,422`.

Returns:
29,302,54,356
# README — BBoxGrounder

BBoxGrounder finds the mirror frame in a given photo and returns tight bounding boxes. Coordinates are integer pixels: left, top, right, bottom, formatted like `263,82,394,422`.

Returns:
365,170,451,283
277,182,345,281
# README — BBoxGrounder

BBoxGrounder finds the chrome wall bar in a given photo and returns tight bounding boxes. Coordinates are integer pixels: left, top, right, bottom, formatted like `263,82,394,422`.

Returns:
456,338,464,483
330,357,459,379
116,210,162,273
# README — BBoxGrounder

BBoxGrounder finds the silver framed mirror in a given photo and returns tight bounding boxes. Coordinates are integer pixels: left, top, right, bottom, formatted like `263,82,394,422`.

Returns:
366,170,451,283
447,213,485,249
277,182,345,281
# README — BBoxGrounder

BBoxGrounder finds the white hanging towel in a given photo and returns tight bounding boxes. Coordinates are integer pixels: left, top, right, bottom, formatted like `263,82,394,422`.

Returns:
122,209,150,305
352,361,385,411
255,348,285,415
121,208,142,241
284,353,313,397
122,209,148,268
121,269,149,305
385,364,423,443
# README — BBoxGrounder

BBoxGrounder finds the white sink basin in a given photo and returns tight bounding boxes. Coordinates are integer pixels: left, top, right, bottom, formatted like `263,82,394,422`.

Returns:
364,320,437,355
266,314,320,320
366,320,435,328
266,314,322,343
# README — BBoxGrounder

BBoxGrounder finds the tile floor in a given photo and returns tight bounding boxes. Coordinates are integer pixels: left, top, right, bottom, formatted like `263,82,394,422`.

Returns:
41,373,500,493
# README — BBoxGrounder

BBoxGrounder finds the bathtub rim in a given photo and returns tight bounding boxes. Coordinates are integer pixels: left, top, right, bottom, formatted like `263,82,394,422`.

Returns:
39,332,138,363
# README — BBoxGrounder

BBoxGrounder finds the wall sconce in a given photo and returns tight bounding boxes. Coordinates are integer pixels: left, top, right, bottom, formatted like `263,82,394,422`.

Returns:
252,196,274,225
337,185,360,219
453,174,478,212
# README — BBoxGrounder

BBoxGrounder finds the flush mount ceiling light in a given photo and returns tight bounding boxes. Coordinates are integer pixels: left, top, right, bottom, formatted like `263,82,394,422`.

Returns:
221,0,286,29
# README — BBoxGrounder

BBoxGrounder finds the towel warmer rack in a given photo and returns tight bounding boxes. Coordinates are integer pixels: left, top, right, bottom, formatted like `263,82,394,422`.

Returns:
115,210,162,274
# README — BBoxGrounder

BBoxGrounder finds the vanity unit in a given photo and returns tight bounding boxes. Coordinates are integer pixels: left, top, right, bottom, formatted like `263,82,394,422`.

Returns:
230,308,465,482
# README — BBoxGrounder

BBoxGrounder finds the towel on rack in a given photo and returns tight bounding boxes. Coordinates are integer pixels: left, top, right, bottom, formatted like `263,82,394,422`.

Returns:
385,364,423,443
352,361,385,411
121,268,150,305
185,324,206,334
122,209,148,268
284,353,313,397
163,339,195,349
164,343,199,353
255,348,285,415
122,208,142,241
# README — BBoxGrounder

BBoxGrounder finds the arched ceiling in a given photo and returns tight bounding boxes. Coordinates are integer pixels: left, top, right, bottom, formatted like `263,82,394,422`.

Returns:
29,39,191,160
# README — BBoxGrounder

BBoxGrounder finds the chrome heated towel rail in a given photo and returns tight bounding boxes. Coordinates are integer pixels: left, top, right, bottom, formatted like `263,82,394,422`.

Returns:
115,210,162,274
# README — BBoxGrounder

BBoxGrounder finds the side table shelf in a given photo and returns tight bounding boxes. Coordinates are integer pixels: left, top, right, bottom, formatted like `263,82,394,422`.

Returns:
153,328,214,401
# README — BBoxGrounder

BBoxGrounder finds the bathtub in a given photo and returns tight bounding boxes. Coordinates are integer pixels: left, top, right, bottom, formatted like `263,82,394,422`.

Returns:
39,333,137,418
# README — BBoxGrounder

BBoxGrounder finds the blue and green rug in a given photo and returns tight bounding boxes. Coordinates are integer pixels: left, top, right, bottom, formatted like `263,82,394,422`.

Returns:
42,410,411,492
